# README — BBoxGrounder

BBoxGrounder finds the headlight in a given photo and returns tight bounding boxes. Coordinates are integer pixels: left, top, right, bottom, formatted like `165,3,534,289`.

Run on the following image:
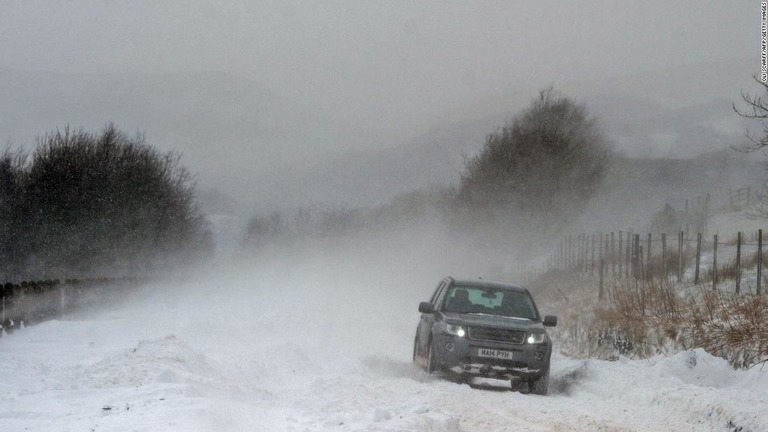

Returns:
526,332,547,344
445,324,467,337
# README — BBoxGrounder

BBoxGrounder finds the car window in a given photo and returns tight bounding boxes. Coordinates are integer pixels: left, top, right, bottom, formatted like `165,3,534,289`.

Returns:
429,281,446,304
495,291,538,319
433,281,450,307
442,285,537,319
468,289,502,307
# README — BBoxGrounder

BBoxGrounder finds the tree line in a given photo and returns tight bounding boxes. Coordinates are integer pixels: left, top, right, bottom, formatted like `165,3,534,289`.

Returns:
0,124,212,280
244,86,615,249
243,79,768,255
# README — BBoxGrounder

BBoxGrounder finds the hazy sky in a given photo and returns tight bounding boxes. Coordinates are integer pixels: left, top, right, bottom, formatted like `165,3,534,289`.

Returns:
0,1,757,130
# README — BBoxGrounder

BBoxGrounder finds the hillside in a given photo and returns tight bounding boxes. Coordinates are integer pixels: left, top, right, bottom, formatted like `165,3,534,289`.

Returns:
1,58,761,211
286,59,758,208
575,150,765,233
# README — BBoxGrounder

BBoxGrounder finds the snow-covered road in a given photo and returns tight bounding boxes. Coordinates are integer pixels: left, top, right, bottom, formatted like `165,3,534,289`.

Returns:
2,288,765,431
1,235,766,431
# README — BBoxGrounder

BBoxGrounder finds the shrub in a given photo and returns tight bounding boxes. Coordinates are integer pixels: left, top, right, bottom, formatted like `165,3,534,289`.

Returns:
455,87,614,236
1,124,211,277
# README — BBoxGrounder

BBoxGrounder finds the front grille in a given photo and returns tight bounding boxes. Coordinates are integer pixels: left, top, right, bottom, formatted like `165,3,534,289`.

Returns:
468,327,526,344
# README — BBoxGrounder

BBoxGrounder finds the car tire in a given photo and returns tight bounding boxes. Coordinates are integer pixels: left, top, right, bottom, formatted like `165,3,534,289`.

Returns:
426,339,437,374
529,368,549,395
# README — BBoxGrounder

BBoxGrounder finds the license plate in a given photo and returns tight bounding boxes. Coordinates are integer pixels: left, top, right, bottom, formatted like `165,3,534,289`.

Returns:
477,348,514,360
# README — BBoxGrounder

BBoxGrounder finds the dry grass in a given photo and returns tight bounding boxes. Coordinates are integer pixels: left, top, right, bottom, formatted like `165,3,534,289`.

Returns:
687,292,768,368
645,252,686,280
716,258,741,282
530,268,768,368
744,250,768,270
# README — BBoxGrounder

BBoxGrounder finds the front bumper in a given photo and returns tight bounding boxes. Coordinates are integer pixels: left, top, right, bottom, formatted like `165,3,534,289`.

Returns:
433,332,551,380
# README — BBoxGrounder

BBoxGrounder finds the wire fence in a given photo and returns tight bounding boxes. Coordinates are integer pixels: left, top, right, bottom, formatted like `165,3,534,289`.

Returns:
517,228,768,298
513,188,768,293
0,277,147,336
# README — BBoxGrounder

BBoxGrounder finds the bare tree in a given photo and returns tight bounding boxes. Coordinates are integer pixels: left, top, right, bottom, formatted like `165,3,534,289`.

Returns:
0,147,27,278
455,87,614,235
733,77,768,219
2,124,212,278
733,76,768,152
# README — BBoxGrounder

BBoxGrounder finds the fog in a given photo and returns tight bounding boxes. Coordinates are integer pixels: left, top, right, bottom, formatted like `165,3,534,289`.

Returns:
100,221,508,396
4,1,750,128
3,5,768,428
0,1,761,211
9,224,767,430
0,0,764,320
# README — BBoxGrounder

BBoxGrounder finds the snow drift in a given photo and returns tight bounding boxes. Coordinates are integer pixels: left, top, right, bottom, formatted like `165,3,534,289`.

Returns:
1,228,766,431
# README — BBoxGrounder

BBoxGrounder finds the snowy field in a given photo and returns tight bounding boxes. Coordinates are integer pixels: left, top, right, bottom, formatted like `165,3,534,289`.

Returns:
1,234,767,432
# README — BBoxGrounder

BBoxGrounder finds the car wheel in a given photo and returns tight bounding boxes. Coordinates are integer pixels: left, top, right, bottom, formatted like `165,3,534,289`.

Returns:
426,339,437,374
529,368,550,395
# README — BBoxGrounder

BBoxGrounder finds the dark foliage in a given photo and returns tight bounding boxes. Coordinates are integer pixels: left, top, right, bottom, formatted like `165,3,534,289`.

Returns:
243,204,362,247
0,124,211,279
242,187,450,249
455,87,614,234
0,148,26,275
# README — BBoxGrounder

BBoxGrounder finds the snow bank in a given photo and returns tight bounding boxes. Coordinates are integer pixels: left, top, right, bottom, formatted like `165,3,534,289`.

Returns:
1,229,766,430
547,350,768,431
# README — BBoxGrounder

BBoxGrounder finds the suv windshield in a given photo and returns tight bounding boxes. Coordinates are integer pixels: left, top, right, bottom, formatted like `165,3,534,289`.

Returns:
442,285,537,319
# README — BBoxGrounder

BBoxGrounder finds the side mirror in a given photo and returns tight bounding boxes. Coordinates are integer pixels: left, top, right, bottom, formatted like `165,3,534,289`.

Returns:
543,315,558,327
418,302,435,314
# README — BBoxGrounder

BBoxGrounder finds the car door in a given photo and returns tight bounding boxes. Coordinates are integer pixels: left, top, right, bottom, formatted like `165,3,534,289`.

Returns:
417,280,447,355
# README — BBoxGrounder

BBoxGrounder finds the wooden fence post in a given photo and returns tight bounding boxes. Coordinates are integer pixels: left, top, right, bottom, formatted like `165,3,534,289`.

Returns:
704,194,710,236
618,230,623,278
694,232,702,285
604,235,609,270
630,233,636,279
599,258,605,300
646,233,652,281
639,245,645,304
576,235,580,272
661,233,667,281
610,232,615,277
616,231,624,277
633,234,640,279
678,230,684,282
712,234,718,291
758,229,763,295
736,231,742,295
599,233,604,274
576,234,581,272
626,231,631,279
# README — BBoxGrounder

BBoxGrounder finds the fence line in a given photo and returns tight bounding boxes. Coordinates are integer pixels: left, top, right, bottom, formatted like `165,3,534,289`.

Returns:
520,227,768,297
1,277,147,337
729,186,756,211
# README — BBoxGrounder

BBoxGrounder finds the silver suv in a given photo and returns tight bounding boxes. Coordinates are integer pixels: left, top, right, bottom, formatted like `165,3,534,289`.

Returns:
413,277,557,394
